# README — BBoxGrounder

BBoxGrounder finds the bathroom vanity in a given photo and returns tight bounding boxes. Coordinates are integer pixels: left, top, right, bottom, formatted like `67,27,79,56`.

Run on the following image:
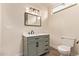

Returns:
23,34,49,56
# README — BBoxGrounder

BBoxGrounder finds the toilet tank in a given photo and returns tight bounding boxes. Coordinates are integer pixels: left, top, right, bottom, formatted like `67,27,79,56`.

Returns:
61,36,76,47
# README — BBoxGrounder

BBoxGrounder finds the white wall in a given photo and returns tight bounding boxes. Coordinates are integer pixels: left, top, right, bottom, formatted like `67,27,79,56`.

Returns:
1,3,49,56
48,4,79,55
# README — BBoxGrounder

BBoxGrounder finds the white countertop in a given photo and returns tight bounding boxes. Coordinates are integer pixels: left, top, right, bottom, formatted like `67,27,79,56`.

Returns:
23,32,49,37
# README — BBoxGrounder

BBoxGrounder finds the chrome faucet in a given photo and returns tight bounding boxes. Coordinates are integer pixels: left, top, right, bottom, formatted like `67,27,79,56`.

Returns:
31,30,34,34
28,30,34,35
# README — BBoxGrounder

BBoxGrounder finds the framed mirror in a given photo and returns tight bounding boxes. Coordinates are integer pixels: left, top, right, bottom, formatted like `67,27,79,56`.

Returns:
24,12,41,27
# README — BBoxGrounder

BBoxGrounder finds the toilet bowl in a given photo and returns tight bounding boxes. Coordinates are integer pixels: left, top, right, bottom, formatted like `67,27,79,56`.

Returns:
57,36,75,56
58,45,71,56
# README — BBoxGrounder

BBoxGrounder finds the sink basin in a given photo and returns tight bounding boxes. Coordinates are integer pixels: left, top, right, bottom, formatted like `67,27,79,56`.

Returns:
23,32,49,37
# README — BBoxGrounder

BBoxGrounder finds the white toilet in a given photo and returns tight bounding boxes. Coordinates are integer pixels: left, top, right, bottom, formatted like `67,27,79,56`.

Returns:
57,36,75,56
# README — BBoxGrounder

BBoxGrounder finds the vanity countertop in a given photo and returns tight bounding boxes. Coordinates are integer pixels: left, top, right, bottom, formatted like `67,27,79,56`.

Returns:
23,32,49,37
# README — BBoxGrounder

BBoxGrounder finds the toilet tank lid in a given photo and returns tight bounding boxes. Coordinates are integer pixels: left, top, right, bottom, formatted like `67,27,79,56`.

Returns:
61,36,76,40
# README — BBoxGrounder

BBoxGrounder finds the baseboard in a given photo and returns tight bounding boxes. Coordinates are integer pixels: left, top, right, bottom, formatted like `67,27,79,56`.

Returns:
16,52,23,56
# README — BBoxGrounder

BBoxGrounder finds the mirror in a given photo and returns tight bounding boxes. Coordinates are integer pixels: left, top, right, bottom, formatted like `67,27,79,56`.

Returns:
24,12,41,26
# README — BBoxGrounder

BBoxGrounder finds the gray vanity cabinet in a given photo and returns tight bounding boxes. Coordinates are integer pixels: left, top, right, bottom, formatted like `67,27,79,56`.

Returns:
23,35,49,56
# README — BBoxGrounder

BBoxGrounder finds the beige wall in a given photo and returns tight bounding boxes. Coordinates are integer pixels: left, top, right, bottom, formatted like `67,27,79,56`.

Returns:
1,3,79,56
0,3,2,55
48,4,79,55
1,3,49,55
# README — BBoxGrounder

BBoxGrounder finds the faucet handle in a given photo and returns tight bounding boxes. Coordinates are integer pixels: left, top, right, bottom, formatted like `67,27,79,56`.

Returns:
28,32,30,34
31,30,34,34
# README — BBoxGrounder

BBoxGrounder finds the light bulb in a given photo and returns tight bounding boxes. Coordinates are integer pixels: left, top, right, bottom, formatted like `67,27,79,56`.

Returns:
26,7,29,13
26,7,29,10
37,16,40,20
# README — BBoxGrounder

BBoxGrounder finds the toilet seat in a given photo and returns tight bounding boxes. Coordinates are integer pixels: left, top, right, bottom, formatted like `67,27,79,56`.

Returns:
58,45,71,51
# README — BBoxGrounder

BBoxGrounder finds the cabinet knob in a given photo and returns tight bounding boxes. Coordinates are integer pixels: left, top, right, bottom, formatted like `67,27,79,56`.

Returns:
45,41,48,42
36,42,39,47
45,45,48,46
44,49,48,51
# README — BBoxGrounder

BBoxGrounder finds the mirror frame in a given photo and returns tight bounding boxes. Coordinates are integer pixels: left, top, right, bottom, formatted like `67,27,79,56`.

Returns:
24,12,41,27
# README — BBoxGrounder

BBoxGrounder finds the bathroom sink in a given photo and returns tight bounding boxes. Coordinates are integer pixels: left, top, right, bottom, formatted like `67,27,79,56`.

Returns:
23,32,49,37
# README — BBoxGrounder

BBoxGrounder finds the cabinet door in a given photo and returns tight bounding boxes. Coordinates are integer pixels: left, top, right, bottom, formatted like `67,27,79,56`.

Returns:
37,36,49,55
37,43,45,55
27,37,37,56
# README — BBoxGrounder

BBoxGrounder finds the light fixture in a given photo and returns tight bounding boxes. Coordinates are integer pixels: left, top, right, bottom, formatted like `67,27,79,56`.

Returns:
25,7,40,15
52,3,77,14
